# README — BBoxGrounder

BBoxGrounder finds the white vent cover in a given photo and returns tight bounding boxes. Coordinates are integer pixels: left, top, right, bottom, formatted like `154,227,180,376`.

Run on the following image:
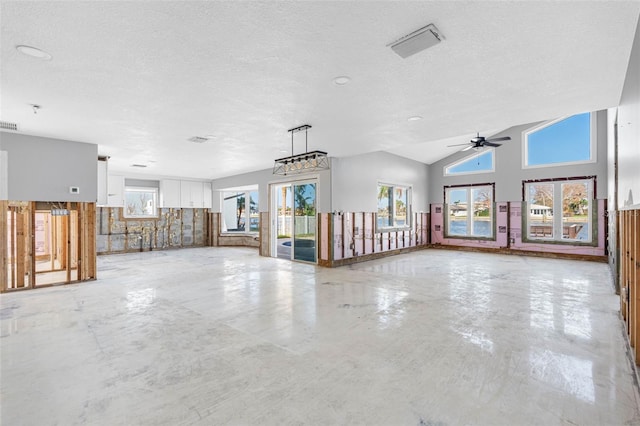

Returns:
388,24,444,58
0,121,18,131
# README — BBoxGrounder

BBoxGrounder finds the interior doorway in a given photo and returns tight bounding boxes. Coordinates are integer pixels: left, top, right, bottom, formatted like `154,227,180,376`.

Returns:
272,180,317,263
1,201,96,292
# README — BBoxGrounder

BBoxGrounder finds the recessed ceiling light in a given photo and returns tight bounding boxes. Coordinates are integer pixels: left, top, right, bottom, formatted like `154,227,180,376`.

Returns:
333,76,351,86
408,116,423,121
16,45,52,60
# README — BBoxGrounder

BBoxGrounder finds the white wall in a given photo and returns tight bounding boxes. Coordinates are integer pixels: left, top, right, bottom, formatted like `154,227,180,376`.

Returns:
429,111,608,203
331,151,430,213
211,166,332,213
617,18,640,209
0,132,97,202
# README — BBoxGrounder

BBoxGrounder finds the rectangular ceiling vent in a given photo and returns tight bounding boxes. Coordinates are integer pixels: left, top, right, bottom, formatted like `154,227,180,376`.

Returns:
131,164,147,168
188,136,209,144
0,121,18,131
388,23,444,59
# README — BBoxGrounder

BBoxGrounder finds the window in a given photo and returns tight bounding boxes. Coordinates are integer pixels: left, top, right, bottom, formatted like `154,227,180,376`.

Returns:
444,149,494,176
123,187,158,218
524,112,595,168
377,184,410,230
524,177,594,243
223,190,259,233
445,184,494,238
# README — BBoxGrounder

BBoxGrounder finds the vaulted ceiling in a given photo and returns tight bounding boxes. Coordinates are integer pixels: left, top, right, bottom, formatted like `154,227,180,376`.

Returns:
1,1,638,179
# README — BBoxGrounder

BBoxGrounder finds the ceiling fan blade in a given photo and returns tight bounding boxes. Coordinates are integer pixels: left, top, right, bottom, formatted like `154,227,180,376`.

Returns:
485,136,511,143
447,143,471,147
461,145,474,151
483,142,502,147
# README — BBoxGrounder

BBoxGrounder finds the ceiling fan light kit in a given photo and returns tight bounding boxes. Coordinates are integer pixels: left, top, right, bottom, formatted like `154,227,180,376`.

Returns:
448,133,512,151
273,124,330,176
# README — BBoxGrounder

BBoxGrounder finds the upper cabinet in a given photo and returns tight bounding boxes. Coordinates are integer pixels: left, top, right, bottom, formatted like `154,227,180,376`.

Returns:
160,179,181,208
106,175,124,207
203,182,212,209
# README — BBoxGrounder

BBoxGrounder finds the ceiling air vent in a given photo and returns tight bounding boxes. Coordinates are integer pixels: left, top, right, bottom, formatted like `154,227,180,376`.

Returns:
188,136,209,143
388,23,444,58
131,164,147,168
0,121,18,131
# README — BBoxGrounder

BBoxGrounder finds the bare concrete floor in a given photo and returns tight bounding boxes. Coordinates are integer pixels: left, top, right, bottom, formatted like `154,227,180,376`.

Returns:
1,247,639,425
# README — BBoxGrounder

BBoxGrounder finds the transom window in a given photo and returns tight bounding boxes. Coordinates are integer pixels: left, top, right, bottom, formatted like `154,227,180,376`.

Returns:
377,183,411,230
524,177,594,243
222,190,259,233
523,112,595,168
444,149,494,176
123,187,158,218
445,184,494,238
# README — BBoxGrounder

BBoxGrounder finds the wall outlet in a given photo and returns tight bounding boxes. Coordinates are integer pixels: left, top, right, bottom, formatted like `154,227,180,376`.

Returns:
69,186,80,194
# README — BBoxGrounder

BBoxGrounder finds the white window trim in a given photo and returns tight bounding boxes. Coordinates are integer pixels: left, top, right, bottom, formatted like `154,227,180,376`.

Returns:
123,186,159,218
522,112,597,169
444,185,494,239
376,182,412,231
524,178,594,243
221,189,259,234
443,148,495,176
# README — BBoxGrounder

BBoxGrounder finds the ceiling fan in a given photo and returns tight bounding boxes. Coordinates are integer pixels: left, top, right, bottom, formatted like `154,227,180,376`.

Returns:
448,133,511,151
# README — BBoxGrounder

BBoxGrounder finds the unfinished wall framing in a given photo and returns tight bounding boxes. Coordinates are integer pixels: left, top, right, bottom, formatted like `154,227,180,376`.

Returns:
96,207,209,254
1,200,96,292
620,209,640,364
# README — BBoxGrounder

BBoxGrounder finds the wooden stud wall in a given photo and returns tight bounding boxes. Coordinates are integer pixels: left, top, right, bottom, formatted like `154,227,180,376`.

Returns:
620,209,640,364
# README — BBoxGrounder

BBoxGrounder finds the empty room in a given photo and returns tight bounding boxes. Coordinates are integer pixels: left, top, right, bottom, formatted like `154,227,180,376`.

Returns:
1,1,640,425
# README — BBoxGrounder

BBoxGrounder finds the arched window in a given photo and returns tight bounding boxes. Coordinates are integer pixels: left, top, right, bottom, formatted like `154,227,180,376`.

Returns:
444,149,494,176
523,112,595,168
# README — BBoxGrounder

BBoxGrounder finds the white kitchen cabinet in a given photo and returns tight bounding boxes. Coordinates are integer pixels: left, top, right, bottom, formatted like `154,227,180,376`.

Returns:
203,182,212,209
180,181,204,208
106,175,124,207
160,179,181,207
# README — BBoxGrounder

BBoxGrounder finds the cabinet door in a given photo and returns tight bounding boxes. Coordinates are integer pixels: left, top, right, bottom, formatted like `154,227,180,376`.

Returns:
97,159,108,205
160,179,181,207
107,175,124,207
203,182,212,209
180,181,204,208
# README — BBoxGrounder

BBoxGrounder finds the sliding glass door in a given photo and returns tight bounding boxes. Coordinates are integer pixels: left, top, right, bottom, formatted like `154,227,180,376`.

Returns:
272,180,317,263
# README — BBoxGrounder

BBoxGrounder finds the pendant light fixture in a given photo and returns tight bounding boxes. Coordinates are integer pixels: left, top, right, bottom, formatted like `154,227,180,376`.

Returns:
273,124,329,175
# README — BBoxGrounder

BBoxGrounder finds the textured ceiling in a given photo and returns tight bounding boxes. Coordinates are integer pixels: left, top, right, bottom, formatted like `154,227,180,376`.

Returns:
1,1,639,179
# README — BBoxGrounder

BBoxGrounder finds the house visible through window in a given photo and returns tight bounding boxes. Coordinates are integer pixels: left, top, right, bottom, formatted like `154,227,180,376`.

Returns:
223,190,259,233
445,184,494,238
444,149,494,176
377,184,410,230
524,177,594,243
524,112,594,168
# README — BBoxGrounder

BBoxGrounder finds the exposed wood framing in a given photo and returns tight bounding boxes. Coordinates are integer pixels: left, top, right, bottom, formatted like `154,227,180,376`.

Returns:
620,209,640,364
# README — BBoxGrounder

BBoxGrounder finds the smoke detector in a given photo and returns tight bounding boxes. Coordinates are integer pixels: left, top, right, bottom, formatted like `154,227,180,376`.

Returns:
388,23,444,58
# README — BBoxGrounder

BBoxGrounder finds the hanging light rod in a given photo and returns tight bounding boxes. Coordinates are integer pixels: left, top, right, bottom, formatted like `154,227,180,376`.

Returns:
287,124,312,133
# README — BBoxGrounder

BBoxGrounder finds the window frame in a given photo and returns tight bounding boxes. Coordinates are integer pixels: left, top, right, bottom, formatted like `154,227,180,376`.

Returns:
522,112,597,169
522,176,597,245
221,189,259,234
376,182,412,232
123,186,159,219
443,148,495,176
443,183,496,240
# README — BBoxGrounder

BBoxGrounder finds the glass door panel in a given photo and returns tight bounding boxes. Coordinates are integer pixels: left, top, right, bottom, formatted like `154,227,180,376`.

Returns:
276,185,292,259
293,183,316,262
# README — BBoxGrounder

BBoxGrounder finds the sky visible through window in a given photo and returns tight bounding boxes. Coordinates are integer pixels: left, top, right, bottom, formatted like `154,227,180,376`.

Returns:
527,112,591,166
446,150,493,174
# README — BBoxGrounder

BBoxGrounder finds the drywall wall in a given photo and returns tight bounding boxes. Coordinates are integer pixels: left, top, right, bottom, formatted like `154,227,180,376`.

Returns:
617,17,640,210
211,165,332,213
331,151,429,213
0,132,97,202
428,110,608,203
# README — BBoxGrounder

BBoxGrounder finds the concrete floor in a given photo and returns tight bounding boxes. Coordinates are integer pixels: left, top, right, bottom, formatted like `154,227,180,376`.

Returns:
1,247,638,425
